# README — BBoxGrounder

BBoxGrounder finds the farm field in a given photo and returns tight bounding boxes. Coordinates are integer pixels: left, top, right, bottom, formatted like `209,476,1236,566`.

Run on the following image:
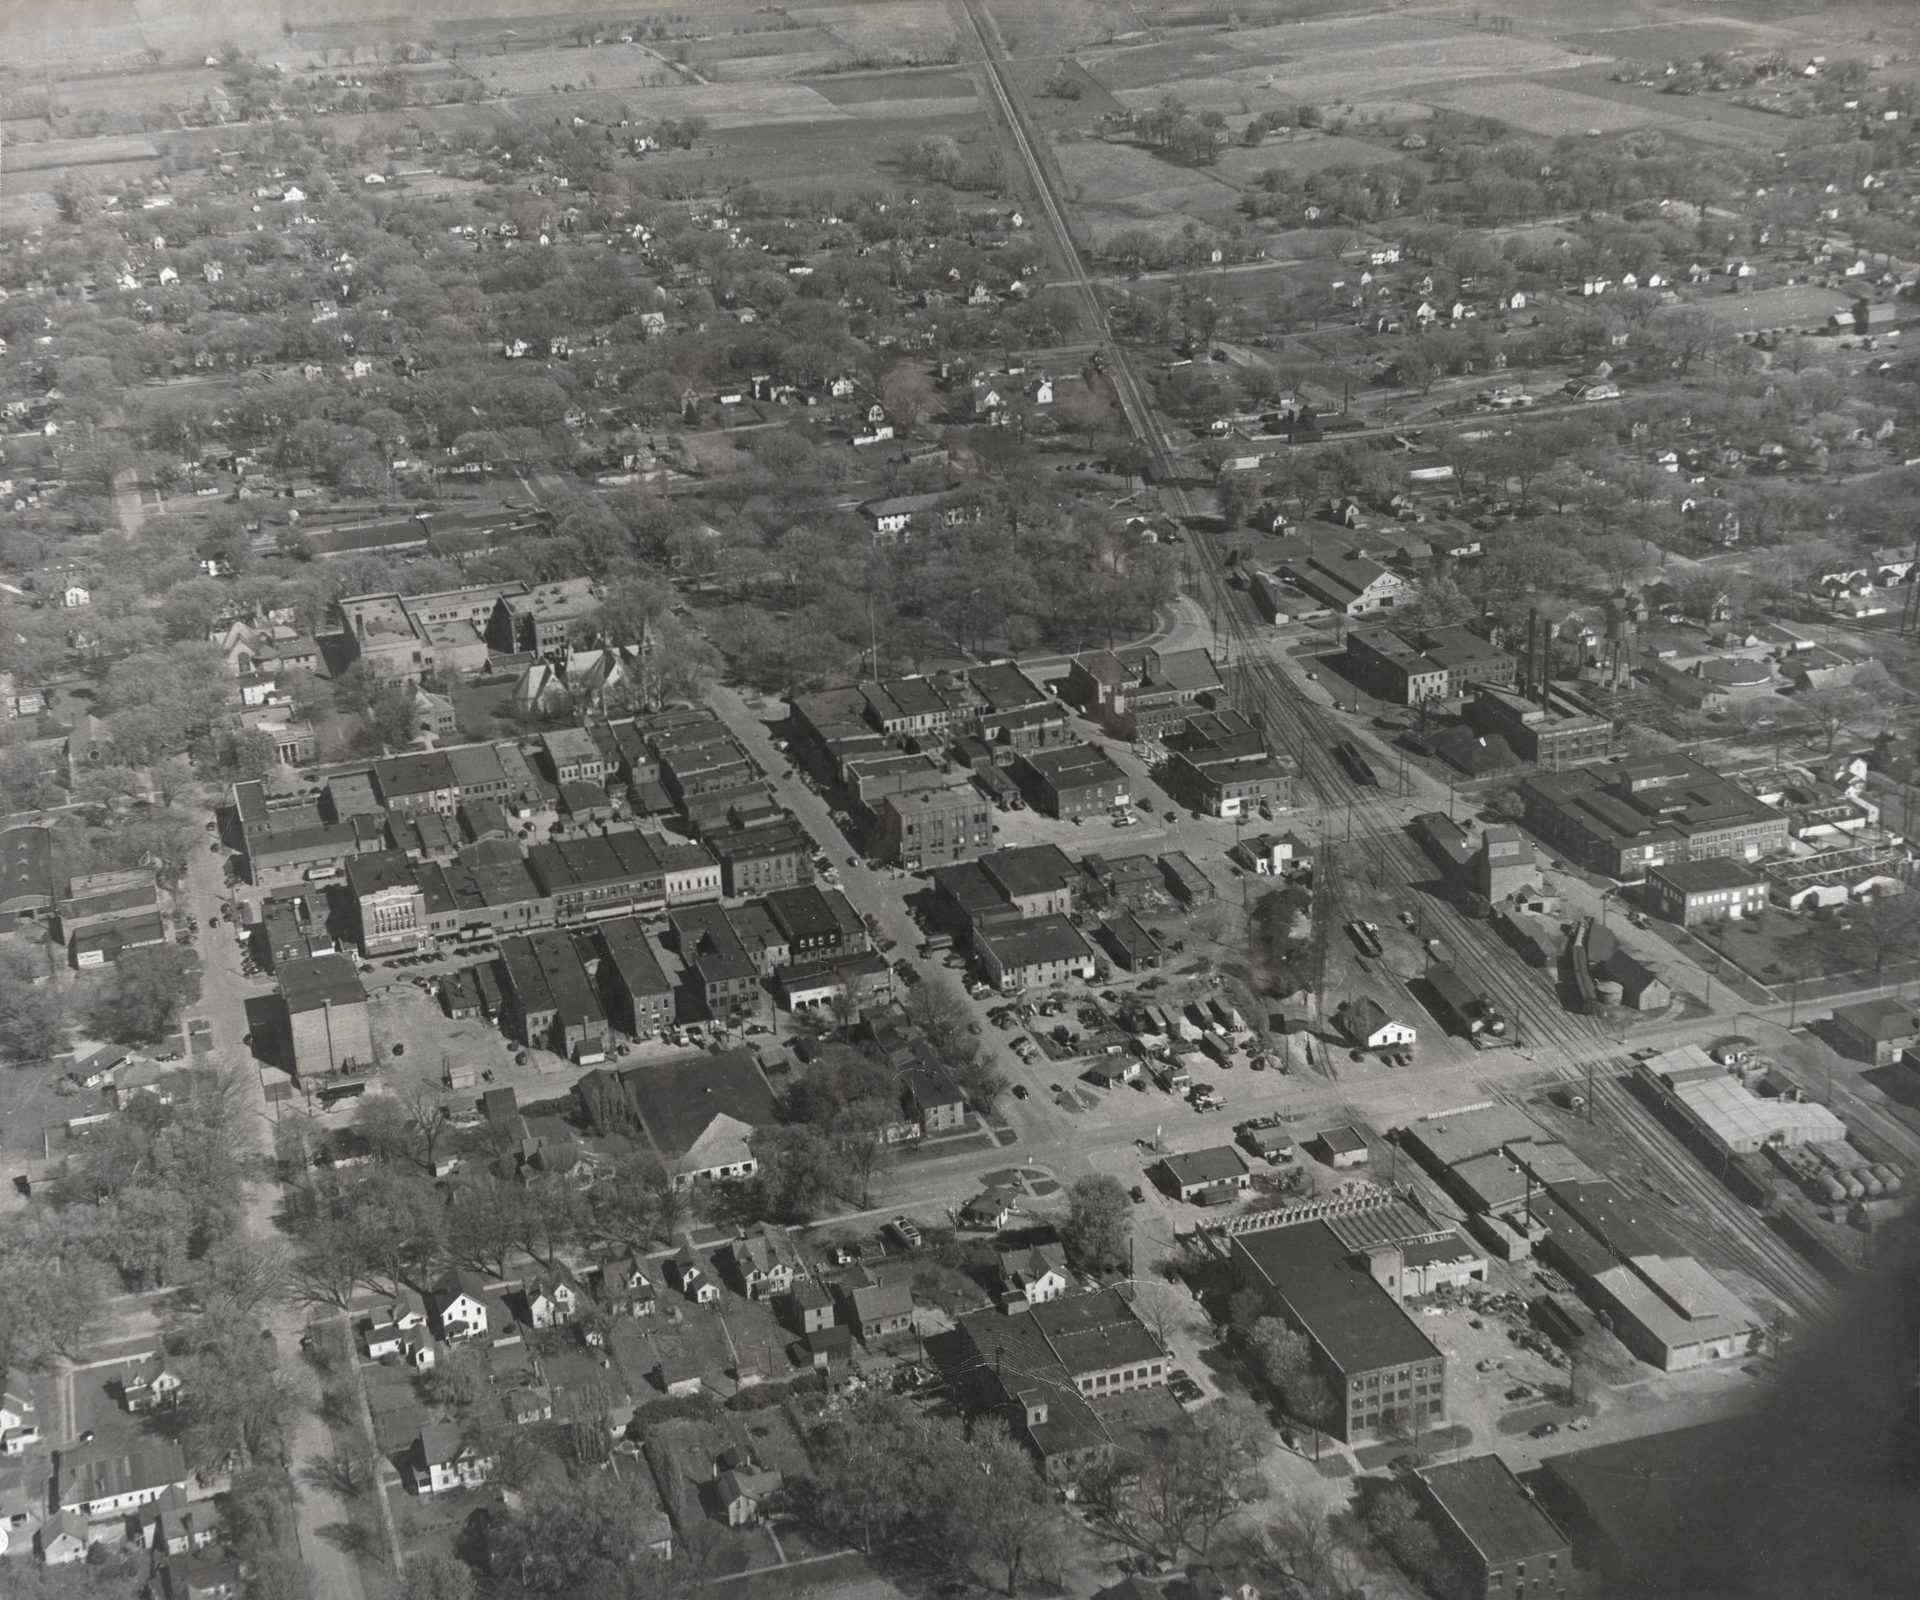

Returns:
457,44,690,94
1089,15,1619,111
794,0,958,59
1418,77,1678,136
801,67,976,106
1211,131,1405,185
1055,139,1239,218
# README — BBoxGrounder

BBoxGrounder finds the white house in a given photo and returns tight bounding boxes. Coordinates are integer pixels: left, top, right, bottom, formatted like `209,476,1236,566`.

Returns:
669,1246,719,1304
523,1277,582,1330
119,1360,183,1414
997,1243,1071,1308
411,1425,492,1495
426,1270,497,1342
62,585,91,609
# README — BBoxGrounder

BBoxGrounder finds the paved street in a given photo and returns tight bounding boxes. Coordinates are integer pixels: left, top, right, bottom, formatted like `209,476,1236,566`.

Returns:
180,827,369,1600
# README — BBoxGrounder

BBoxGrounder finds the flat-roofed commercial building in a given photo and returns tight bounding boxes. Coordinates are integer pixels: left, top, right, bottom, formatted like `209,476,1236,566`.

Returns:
1230,1219,1447,1444
498,930,608,1062
1012,743,1128,820
527,829,665,923
1520,753,1787,880
1644,857,1768,926
1344,624,1516,706
1465,684,1616,770
1415,1455,1572,1600
975,914,1096,992
279,954,374,1084
873,782,992,868
593,917,674,1036
346,850,426,955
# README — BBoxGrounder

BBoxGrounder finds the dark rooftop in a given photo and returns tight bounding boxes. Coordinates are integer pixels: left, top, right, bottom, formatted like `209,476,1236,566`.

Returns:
1232,1221,1441,1375
1418,1455,1568,1568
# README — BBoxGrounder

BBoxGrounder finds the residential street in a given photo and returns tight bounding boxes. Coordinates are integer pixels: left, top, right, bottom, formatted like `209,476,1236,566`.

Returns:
180,824,370,1600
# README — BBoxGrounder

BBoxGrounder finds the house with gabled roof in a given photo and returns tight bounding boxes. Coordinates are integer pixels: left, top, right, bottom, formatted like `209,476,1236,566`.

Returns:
131,1483,219,1557
36,1509,88,1564
119,1358,184,1413
718,1223,803,1301
520,1274,583,1330
996,1241,1072,1310
410,1423,493,1495
426,1268,504,1342
669,1244,719,1304
602,1248,658,1317
846,1277,915,1342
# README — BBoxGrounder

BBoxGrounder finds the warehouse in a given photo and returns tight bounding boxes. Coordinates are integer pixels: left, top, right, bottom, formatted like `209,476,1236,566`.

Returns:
1533,1178,1755,1371
1636,1045,1845,1156
1230,1218,1447,1444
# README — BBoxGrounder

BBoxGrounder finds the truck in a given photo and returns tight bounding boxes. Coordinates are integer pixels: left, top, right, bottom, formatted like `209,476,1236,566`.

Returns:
1425,962,1509,1041
1153,1058,1193,1093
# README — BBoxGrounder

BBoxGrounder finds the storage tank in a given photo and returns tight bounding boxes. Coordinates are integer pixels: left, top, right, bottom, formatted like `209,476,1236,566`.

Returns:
1816,1173,1847,1204
1595,978,1625,1006
1839,1172,1867,1201
1872,1163,1904,1196
1858,1168,1886,1199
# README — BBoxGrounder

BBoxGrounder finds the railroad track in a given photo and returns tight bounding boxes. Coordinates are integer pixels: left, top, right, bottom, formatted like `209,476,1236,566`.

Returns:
955,0,1834,1324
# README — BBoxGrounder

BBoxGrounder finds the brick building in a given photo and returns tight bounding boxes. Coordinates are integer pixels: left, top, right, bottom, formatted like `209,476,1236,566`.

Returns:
1343,624,1516,706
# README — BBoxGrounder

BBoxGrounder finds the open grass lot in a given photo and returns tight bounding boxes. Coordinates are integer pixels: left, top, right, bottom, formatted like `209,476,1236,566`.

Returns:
1553,20,1803,57
793,0,957,58
801,67,975,105
5,133,162,172
1212,131,1403,185
704,51,848,82
1081,35,1268,95
49,63,227,118
1419,77,1677,136
647,111,982,190
1092,15,1610,112
506,80,847,127
685,27,843,65
1683,283,1854,333
1055,139,1238,213
1548,69,1824,141
460,44,688,94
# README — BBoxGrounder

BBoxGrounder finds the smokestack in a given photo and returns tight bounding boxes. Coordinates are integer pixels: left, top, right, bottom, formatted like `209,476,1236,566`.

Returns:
1524,610,1537,701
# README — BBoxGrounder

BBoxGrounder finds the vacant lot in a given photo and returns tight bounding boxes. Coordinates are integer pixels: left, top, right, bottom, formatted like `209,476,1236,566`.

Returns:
1056,139,1237,212
1095,16,1603,112
648,110,984,191
51,63,226,118
1213,131,1404,186
804,67,975,106
686,27,842,63
1421,77,1673,135
797,0,957,59
461,45,682,95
